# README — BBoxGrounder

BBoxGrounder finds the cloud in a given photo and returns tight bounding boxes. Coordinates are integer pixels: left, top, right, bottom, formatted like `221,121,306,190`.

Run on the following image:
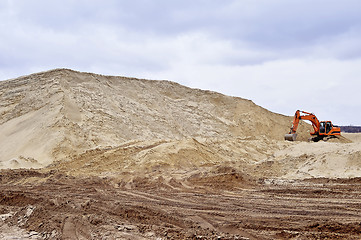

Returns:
0,0,360,124
143,56,361,124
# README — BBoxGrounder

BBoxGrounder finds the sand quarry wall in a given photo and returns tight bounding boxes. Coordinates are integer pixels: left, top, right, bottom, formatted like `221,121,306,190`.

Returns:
2,68,358,180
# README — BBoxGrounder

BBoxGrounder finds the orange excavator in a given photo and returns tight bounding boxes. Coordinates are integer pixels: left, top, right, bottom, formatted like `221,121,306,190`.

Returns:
285,110,341,141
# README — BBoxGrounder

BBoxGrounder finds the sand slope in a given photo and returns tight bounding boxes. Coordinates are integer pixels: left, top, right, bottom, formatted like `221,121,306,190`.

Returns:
0,69,308,169
253,135,361,179
1,68,358,180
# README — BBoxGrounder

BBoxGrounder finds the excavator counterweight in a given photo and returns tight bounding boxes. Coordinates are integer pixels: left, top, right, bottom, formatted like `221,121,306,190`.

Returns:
285,110,341,141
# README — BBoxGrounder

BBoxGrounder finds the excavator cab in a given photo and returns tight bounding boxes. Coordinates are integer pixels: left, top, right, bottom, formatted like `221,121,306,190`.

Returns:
320,121,337,135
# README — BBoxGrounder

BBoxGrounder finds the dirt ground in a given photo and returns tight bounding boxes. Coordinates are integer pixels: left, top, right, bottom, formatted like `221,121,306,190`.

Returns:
0,169,361,239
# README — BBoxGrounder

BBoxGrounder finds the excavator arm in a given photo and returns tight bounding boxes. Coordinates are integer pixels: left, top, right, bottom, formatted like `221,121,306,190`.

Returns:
288,110,300,134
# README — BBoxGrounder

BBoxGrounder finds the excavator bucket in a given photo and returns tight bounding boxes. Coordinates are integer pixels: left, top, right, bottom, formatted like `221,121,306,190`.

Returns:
284,133,297,141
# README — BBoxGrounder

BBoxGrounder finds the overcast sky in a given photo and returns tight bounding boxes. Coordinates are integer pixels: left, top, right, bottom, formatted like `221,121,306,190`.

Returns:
1,0,361,125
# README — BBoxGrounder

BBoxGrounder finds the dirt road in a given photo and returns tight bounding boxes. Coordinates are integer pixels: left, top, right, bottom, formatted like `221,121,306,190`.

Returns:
1,169,361,239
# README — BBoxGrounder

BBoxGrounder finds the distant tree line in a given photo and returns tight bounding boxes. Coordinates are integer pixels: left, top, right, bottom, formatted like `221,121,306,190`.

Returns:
340,126,361,133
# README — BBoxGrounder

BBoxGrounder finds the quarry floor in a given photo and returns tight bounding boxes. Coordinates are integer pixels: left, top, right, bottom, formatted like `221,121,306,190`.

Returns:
0,169,361,240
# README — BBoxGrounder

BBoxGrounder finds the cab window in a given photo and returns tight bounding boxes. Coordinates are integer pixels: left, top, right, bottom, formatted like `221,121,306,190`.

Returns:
326,122,332,133
320,122,326,133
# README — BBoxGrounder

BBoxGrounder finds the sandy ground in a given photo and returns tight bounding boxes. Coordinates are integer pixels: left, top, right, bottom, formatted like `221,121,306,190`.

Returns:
0,69,360,239
47,134,360,181
0,169,361,239
251,134,361,179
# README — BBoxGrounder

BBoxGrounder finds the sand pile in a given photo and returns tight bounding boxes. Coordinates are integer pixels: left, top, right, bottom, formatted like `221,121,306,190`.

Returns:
252,134,361,179
1,68,358,180
0,69,308,168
